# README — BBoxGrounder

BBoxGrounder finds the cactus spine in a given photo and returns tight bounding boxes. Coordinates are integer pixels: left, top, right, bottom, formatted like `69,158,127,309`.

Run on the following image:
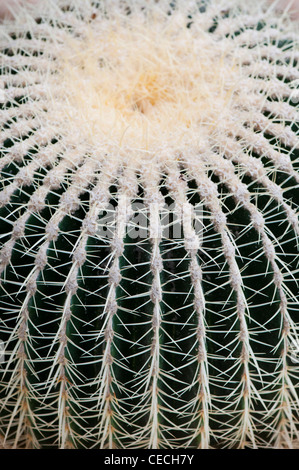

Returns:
0,0,298,449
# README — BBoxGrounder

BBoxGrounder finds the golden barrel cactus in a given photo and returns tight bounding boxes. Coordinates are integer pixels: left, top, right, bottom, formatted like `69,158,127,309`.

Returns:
0,0,298,449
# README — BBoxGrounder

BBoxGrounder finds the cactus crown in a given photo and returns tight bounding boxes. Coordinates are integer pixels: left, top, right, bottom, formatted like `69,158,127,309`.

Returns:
0,0,298,449
47,4,244,163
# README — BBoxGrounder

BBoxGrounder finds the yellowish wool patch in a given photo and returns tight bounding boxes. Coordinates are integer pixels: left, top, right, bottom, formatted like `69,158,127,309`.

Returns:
47,10,242,163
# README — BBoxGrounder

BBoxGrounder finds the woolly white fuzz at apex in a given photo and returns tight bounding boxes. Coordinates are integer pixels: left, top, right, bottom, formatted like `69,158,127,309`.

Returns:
0,0,298,450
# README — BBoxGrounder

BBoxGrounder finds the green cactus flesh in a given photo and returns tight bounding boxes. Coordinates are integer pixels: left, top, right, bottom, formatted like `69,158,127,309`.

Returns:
0,0,298,449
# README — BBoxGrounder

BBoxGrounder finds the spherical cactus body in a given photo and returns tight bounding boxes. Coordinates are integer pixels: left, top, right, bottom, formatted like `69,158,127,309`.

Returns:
0,0,298,449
